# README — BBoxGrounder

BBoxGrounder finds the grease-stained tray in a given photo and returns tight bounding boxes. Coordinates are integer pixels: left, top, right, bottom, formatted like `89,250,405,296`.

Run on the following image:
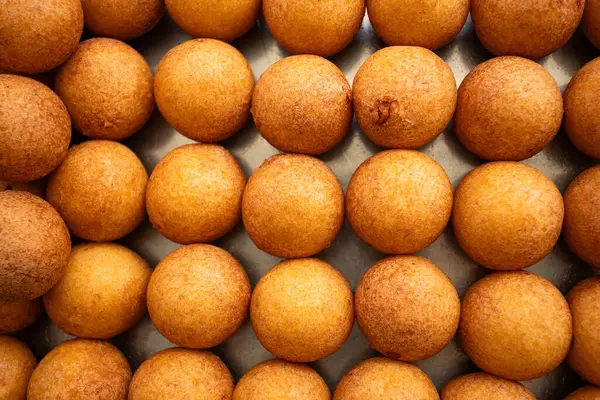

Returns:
18,12,600,400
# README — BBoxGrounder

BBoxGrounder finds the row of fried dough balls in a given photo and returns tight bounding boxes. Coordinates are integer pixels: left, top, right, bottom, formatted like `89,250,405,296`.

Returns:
1,0,600,71
2,255,600,400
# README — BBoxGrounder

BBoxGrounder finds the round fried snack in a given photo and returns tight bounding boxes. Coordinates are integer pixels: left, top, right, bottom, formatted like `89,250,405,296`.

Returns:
55,38,155,140
346,150,452,254
0,298,43,334
263,0,365,57
47,140,148,242
0,75,71,183
129,348,234,400
452,162,563,270
353,46,456,149
356,256,460,362
441,373,535,400
146,144,246,244
567,277,600,386
250,259,354,363
460,271,573,381
455,56,563,161
565,386,600,400
564,57,600,159
251,55,353,155
0,0,83,74
81,0,164,41
27,339,131,400
166,0,260,42
564,166,600,269
368,0,469,50
333,357,439,400
0,191,70,301
154,39,254,143
583,0,600,48
242,154,344,258
470,0,584,59
147,244,251,348
233,359,330,400
0,336,37,400
44,243,151,339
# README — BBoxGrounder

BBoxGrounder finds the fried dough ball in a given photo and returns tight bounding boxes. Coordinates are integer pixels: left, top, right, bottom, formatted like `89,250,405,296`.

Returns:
353,46,456,149
44,243,151,339
0,191,70,301
460,271,572,381
0,336,37,400
470,0,584,59
233,359,330,400
242,154,344,258
147,244,251,348
452,162,563,270
0,75,71,183
441,373,535,400
146,144,246,244
367,0,469,50
333,357,439,400
455,56,562,161
250,259,354,362
346,150,452,254
27,339,131,400
0,0,83,74
129,348,234,400
47,140,148,242
54,38,155,140
263,0,366,57
356,256,460,362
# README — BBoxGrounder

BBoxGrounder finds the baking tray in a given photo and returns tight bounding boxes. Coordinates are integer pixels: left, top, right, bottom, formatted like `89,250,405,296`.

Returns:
17,12,600,399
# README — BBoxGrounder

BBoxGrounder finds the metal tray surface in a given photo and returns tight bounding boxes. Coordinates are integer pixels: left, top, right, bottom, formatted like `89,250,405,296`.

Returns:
17,13,600,399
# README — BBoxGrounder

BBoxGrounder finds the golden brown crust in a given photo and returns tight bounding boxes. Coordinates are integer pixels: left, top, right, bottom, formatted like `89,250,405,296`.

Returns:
441,372,535,400
455,56,563,161
564,58,600,159
0,336,37,400
459,271,572,381
452,162,563,270
263,0,365,57
583,0,600,49
43,243,151,339
233,359,331,400
353,46,457,149
0,298,43,334
250,259,354,362
27,339,131,400
368,0,469,50
47,140,148,242
81,0,164,41
0,75,71,183
242,154,344,258
471,0,584,59
251,55,352,155
55,38,155,140
147,244,251,349
346,150,453,254
154,39,254,143
333,357,439,400
129,348,234,400
567,277,600,386
0,191,70,301
356,256,460,362
0,0,83,74
565,386,600,400
564,166,600,269
146,144,246,244
166,0,260,42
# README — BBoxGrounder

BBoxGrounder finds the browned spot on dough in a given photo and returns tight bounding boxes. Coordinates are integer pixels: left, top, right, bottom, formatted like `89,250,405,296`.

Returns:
374,97,399,125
